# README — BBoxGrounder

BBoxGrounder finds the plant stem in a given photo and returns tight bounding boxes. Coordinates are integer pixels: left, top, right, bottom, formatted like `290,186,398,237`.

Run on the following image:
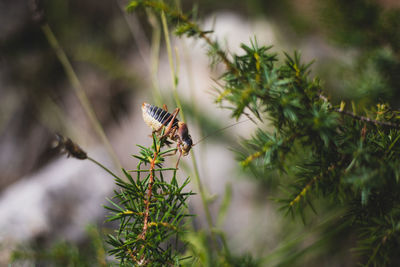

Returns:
161,11,182,114
160,10,216,241
140,149,158,240
118,1,164,105
148,10,163,106
41,23,122,171
137,140,160,264
87,157,120,180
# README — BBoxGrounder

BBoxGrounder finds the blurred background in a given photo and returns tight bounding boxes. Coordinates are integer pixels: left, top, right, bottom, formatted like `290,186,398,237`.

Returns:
1,0,399,265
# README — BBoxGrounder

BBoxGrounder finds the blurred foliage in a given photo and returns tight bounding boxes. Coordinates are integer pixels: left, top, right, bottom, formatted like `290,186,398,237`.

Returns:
10,225,107,266
181,230,260,267
320,0,400,51
339,48,400,107
317,0,400,108
0,0,139,186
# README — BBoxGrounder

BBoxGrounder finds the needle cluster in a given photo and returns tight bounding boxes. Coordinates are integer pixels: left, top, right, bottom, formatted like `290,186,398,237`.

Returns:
105,134,193,266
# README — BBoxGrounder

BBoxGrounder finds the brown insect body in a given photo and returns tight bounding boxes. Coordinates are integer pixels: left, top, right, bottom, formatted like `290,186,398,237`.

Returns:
53,134,87,160
142,103,193,161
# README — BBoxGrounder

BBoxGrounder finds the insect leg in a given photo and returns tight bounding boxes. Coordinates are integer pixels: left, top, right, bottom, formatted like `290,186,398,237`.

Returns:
159,108,180,138
162,132,183,168
175,141,183,169
161,144,178,156
163,104,168,111
160,127,178,151
167,126,177,140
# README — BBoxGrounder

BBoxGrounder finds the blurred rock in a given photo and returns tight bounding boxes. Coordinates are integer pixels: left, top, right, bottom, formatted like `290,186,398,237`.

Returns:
0,149,114,262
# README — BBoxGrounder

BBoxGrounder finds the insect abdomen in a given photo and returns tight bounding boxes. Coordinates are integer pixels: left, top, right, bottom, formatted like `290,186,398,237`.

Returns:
142,103,179,130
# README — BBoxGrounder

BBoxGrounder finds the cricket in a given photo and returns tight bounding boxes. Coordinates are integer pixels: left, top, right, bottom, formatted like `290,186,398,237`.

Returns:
142,102,193,168
142,102,251,168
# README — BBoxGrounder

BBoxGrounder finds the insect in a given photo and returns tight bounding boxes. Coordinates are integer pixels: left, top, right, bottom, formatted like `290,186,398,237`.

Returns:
53,133,88,160
142,102,193,167
142,102,251,168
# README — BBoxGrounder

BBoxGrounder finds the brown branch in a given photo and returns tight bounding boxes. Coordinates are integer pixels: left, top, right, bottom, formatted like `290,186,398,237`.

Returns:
335,109,400,129
318,93,400,129
140,150,158,240
129,142,160,264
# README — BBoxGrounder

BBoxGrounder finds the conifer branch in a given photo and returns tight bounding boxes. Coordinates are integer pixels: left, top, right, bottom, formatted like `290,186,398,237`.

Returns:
335,109,400,129
102,133,192,265
241,150,266,167
289,164,336,207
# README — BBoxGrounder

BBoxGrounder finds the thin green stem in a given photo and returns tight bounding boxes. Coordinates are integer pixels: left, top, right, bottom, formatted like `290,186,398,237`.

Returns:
88,157,120,180
161,11,183,117
41,23,122,171
160,10,215,240
182,40,199,124
148,10,163,106
118,0,163,105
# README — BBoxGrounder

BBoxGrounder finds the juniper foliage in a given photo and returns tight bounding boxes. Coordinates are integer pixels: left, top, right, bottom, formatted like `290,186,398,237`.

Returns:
128,1,400,266
104,133,194,266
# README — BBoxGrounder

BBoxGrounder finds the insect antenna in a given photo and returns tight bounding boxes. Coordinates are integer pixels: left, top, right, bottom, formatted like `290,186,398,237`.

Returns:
193,118,252,146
